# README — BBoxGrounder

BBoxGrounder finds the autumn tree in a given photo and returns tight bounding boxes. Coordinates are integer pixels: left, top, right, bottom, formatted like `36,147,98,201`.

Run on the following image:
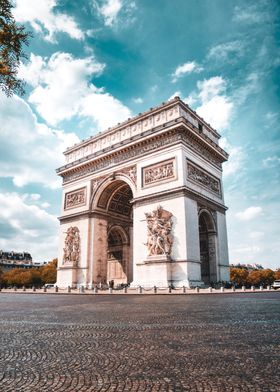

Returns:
274,269,280,280
40,259,57,284
247,270,262,286
230,268,249,287
0,0,31,96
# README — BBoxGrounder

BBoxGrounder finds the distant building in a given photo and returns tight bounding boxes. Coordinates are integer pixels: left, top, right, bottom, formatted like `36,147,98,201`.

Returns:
0,250,33,271
230,263,264,270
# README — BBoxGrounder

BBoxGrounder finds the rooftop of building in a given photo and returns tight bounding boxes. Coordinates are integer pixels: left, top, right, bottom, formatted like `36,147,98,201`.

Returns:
0,250,32,261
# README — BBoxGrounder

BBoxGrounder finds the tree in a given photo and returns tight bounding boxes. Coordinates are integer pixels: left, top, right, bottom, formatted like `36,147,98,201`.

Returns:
0,0,31,96
41,259,57,284
230,268,249,287
247,270,262,286
274,269,280,280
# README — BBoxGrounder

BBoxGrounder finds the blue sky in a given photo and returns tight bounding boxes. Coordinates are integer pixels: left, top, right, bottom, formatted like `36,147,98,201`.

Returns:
0,0,279,268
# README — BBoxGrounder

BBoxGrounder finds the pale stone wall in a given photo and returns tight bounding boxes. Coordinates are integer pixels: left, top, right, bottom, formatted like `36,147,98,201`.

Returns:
56,98,229,288
216,211,230,281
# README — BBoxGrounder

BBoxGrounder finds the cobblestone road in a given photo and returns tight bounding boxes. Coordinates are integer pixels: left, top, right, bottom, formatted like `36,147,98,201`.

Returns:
0,292,279,391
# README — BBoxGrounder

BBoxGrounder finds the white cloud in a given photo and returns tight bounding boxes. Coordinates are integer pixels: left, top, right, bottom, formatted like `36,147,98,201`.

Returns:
171,61,203,83
99,0,122,26
133,97,143,104
183,94,197,107
220,138,244,177
168,91,181,100
197,76,226,102
21,52,131,130
93,0,136,27
233,4,271,24
262,156,280,168
0,192,58,262
14,0,84,42
249,231,264,240
196,76,233,130
233,245,261,255
0,93,79,188
236,206,263,221
232,72,259,106
207,40,244,62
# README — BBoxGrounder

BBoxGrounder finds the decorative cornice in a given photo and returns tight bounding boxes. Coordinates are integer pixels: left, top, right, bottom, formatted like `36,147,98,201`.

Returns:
132,185,227,212
58,123,227,186
63,97,222,163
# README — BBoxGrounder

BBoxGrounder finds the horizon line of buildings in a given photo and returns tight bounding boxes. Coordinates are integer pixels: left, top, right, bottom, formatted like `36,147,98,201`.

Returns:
0,250,51,271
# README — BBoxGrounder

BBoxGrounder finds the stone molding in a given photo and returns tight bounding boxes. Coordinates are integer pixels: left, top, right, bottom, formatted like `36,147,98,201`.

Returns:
63,98,222,165
64,187,86,210
142,158,176,188
187,160,221,197
133,186,227,212
59,125,226,185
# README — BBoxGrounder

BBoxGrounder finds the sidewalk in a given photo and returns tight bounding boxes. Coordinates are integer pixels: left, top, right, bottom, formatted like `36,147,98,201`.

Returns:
0,286,276,295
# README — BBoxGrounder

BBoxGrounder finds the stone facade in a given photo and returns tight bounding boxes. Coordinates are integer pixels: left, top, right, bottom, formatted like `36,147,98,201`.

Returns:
56,97,230,288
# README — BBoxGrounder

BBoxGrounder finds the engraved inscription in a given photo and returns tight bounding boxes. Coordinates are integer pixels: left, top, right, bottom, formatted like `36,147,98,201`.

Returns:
143,159,175,187
187,162,221,195
65,188,86,209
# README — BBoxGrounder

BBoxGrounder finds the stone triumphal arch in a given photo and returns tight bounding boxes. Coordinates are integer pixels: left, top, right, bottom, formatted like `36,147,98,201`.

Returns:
56,97,229,288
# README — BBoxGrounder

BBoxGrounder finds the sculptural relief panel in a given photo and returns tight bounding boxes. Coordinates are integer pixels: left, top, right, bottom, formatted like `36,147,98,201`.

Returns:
63,226,80,266
142,158,176,188
144,206,173,257
64,187,86,210
187,161,221,196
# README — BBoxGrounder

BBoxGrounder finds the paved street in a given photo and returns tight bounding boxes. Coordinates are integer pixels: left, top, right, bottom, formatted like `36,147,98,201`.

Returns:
0,292,279,391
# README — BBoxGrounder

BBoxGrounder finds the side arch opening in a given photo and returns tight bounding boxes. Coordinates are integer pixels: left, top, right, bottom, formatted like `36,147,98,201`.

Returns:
199,210,217,285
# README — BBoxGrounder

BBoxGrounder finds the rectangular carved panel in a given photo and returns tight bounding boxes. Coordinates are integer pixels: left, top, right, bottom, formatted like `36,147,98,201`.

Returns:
142,158,176,187
64,187,86,210
187,161,221,196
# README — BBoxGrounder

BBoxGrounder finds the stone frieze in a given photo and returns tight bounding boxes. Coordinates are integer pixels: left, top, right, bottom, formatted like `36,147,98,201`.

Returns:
64,187,86,209
143,159,175,187
187,161,221,196
62,130,222,184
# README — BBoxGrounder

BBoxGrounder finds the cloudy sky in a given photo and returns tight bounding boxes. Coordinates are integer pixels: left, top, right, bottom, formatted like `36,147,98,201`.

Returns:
1,0,279,268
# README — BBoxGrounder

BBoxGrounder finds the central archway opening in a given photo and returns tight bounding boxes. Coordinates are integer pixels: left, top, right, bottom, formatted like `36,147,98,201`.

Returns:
93,179,133,287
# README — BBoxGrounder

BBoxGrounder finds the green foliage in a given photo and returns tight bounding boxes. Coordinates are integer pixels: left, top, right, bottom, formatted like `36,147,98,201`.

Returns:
0,0,31,96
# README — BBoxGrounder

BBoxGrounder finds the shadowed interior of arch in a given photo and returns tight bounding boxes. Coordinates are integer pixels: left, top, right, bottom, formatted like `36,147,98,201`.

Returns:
199,211,217,285
95,180,133,286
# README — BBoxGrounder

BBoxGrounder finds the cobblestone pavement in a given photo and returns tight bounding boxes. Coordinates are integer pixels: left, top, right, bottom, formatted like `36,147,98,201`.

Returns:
0,293,279,392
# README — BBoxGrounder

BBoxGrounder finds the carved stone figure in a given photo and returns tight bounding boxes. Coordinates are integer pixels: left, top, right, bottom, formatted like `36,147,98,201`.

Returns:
144,206,173,256
121,166,137,184
63,226,80,266
65,188,86,209
143,160,174,186
187,162,221,195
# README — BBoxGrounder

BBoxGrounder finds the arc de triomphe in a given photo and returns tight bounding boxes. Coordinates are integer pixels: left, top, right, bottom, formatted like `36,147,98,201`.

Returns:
56,97,229,288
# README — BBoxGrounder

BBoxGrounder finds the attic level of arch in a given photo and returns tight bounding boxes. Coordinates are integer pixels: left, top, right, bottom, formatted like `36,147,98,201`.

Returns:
63,98,222,163
58,122,228,186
